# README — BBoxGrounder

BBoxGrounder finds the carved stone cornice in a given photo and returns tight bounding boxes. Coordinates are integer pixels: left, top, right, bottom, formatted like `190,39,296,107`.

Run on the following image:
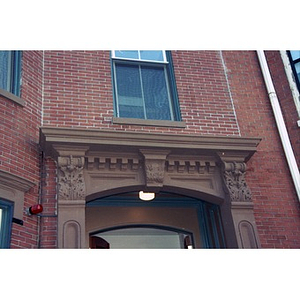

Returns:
57,155,86,201
166,158,216,174
40,127,261,202
40,127,261,156
86,152,141,171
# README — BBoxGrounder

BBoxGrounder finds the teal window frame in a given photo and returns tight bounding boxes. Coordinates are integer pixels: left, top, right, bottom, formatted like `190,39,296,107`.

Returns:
0,50,22,97
0,199,14,248
111,50,181,121
287,50,300,92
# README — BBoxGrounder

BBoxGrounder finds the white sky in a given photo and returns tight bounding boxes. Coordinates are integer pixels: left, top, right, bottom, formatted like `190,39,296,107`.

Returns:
1,0,299,50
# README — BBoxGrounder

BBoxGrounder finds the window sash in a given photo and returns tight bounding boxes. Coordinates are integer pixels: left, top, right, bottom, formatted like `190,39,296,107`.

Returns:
288,51,300,92
0,208,2,232
113,60,174,120
0,199,13,248
290,50,300,61
112,50,167,63
0,51,21,96
0,51,11,91
112,50,181,121
294,62,300,81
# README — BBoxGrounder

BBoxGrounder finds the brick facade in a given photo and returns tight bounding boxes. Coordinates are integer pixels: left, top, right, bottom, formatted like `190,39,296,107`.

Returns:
222,51,300,248
1,51,43,248
1,50,299,248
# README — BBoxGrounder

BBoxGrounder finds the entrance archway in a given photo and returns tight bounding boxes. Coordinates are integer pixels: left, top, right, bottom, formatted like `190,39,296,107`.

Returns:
40,127,261,248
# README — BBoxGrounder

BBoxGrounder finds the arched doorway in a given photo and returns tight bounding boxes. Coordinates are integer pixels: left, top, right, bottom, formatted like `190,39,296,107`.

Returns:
86,192,226,249
40,127,261,248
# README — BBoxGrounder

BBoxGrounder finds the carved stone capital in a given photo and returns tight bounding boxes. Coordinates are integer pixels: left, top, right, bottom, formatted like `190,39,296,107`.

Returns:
57,155,86,200
140,149,170,190
221,161,252,202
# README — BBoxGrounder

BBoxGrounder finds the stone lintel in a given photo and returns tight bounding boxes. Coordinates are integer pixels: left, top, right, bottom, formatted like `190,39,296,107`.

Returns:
0,169,36,192
40,127,261,158
0,170,36,220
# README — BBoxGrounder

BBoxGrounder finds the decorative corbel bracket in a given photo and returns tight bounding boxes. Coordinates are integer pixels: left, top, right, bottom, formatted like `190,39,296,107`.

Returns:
139,149,170,192
223,161,251,202
217,152,252,203
54,145,89,201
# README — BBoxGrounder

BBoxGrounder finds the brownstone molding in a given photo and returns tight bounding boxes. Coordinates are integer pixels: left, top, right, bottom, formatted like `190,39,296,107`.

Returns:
0,170,36,221
40,127,261,248
218,153,261,248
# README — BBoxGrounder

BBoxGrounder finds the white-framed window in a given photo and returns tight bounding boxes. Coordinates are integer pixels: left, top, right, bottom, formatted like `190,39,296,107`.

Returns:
0,51,22,96
111,50,180,121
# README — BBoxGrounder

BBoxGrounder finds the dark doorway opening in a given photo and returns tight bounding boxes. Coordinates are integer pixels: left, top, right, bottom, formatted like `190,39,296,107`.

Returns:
87,192,226,249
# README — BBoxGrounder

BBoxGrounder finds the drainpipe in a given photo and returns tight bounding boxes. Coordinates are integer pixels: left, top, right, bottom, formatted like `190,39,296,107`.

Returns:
257,50,300,202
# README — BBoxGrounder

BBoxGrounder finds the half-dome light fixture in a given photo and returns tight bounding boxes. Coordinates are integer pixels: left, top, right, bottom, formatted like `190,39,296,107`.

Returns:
139,191,155,201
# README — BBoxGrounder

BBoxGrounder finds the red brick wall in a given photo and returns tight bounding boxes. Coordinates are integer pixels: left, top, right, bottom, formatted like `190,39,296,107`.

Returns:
222,50,300,248
0,51,44,248
43,51,240,136
43,51,114,129
265,51,300,169
3,50,299,248
38,157,57,248
42,50,300,248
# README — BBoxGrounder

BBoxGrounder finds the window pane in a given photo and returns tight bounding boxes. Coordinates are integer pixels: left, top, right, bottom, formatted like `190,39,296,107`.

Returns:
290,51,300,61
115,51,139,59
141,65,172,120
140,51,164,62
115,63,144,118
295,62,300,82
0,51,10,91
0,200,13,249
0,208,2,232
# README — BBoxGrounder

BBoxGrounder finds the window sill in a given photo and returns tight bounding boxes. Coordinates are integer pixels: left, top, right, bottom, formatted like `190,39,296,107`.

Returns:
112,117,186,128
0,88,24,106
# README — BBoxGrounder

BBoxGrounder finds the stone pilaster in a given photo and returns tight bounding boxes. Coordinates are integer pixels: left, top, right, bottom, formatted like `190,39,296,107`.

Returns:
55,146,88,248
219,154,261,248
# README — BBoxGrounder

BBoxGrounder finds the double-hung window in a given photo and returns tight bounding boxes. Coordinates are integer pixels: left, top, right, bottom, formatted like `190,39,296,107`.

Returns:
111,50,180,121
0,199,14,248
288,51,300,92
0,51,22,97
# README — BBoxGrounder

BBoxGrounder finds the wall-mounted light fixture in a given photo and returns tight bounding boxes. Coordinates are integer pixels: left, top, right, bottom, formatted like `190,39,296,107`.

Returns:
26,204,43,215
139,191,155,201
